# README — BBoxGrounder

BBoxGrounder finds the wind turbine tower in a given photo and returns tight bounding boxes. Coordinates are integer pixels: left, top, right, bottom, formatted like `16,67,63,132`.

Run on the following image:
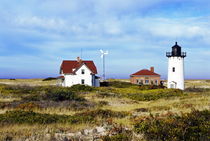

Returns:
100,49,108,81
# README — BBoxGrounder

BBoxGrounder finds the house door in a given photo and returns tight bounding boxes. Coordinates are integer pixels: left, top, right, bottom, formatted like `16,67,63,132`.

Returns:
170,82,176,88
170,84,175,88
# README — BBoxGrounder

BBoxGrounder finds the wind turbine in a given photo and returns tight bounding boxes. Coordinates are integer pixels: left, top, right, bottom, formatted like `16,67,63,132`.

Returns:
100,49,108,81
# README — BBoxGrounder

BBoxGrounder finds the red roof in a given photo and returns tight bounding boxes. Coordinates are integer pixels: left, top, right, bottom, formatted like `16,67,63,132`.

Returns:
131,69,160,76
60,60,97,74
57,76,64,79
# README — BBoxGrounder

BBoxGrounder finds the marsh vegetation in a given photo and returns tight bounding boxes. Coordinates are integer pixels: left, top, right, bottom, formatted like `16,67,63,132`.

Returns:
0,79,209,140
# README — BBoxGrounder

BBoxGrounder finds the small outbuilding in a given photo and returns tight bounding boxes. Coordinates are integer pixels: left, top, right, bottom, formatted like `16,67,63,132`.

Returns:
130,67,161,85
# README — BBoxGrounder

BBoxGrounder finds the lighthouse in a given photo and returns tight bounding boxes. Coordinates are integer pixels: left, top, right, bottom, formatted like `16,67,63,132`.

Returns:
166,42,186,90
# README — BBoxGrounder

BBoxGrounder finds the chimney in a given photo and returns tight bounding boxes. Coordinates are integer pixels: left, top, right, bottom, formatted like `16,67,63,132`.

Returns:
76,57,82,63
150,67,154,72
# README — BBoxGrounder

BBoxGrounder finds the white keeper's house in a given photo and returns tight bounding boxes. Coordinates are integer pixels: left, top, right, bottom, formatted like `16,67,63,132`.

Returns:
58,57,100,87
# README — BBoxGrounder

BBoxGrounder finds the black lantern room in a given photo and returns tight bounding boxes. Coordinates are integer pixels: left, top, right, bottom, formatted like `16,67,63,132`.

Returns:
166,42,186,58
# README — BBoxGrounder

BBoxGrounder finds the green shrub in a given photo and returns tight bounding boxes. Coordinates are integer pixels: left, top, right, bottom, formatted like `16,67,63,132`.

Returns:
43,87,84,101
205,80,210,83
22,94,41,101
70,84,95,92
185,87,210,92
108,81,137,88
126,89,183,101
0,110,128,125
102,133,132,141
138,85,166,90
22,86,84,102
0,84,91,101
0,84,35,95
42,77,56,81
101,125,132,141
76,109,129,119
134,110,210,141
0,110,94,125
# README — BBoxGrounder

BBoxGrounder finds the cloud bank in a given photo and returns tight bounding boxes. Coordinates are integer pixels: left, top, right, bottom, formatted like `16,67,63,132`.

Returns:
0,0,210,79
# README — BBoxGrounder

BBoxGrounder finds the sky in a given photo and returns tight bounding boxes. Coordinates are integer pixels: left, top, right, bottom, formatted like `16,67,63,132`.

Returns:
0,0,210,79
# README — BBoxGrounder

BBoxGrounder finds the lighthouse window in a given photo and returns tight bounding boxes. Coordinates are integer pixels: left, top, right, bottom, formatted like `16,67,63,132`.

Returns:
172,67,175,72
81,79,85,84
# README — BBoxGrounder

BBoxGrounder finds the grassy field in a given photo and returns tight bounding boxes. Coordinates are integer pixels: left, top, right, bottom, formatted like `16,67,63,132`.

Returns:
0,79,209,141
0,79,57,86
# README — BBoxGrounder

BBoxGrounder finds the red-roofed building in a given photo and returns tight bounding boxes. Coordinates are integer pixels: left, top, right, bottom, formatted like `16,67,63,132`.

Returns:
130,67,161,85
58,57,100,87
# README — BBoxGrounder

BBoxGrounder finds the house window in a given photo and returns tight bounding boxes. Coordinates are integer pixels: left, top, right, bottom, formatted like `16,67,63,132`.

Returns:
155,80,158,85
81,79,85,84
136,79,139,83
172,67,175,72
139,80,143,85
145,80,149,84
81,69,85,74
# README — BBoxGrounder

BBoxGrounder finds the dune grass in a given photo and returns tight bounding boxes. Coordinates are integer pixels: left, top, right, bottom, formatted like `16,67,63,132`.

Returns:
0,79,209,140
0,79,57,86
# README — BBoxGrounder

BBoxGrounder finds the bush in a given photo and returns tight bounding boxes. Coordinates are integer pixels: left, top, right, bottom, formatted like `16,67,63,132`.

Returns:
22,86,84,102
0,84,92,101
138,85,166,90
17,102,40,110
134,108,149,112
43,87,84,101
134,110,210,141
126,89,183,101
1,85,35,95
205,80,210,83
0,110,94,125
185,87,210,92
42,77,56,81
0,110,128,125
9,79,16,80
101,124,132,141
108,81,137,88
76,109,129,119
102,133,132,141
70,84,94,92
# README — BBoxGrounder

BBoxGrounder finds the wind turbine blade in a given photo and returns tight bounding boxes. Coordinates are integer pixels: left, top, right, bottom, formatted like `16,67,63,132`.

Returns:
101,54,104,58
100,49,103,53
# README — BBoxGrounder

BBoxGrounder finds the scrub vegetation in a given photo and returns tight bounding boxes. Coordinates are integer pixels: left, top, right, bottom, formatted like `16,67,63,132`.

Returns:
0,79,209,140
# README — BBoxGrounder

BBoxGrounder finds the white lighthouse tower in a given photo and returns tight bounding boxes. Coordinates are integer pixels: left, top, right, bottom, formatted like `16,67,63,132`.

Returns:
166,42,186,90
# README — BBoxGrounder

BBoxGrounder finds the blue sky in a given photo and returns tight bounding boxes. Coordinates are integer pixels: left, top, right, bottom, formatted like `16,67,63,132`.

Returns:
0,0,210,79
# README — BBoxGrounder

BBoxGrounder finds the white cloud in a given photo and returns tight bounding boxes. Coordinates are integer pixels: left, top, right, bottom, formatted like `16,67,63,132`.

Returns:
14,16,66,31
0,0,210,78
